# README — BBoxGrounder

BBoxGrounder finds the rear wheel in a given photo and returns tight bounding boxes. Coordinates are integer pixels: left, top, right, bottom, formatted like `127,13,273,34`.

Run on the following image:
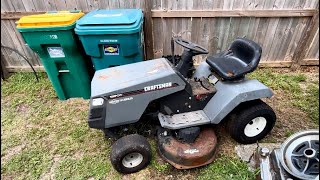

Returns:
226,100,276,144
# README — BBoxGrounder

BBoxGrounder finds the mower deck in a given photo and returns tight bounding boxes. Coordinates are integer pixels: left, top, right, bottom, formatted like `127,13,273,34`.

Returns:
157,127,218,169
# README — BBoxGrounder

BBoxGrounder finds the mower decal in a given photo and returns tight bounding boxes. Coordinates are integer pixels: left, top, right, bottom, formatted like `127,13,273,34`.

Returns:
107,83,179,99
108,97,133,104
184,149,199,154
144,82,172,92
109,93,123,99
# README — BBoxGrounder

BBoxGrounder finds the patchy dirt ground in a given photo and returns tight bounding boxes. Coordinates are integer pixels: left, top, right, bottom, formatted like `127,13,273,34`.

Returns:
1,67,319,180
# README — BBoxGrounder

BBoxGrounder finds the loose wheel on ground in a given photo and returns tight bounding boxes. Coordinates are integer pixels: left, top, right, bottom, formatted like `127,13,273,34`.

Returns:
226,100,276,144
110,134,151,174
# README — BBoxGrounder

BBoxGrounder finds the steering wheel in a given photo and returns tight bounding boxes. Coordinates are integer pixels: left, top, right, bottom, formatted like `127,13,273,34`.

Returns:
174,38,209,55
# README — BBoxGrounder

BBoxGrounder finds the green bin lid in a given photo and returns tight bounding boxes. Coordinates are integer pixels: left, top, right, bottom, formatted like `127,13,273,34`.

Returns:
75,9,143,35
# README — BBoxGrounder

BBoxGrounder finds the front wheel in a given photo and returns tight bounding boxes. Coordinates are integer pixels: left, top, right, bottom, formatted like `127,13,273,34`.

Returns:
110,134,151,174
226,100,276,144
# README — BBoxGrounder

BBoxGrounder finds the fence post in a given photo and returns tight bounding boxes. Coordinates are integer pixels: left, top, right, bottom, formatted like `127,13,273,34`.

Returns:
291,11,319,70
143,0,154,60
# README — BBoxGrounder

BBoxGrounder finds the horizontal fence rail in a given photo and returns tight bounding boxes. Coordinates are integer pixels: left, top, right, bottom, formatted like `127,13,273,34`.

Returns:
151,9,317,17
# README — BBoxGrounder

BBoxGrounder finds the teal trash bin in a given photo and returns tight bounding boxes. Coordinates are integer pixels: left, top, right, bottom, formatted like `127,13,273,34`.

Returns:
75,9,144,70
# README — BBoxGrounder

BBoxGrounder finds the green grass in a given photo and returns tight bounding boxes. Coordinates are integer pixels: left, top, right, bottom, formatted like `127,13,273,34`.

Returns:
1,70,319,179
292,84,319,123
54,154,114,180
197,155,258,180
249,69,307,93
249,68,319,123
1,148,51,179
1,73,116,179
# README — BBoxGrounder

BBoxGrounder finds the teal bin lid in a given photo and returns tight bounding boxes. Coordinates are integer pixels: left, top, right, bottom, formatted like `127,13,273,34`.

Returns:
75,9,143,35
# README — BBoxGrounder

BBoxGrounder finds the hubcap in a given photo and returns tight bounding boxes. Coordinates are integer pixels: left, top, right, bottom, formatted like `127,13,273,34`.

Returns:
122,152,144,168
279,130,319,180
244,117,267,137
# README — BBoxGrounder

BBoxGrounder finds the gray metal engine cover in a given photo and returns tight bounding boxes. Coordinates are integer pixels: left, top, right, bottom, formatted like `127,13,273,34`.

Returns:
90,58,186,128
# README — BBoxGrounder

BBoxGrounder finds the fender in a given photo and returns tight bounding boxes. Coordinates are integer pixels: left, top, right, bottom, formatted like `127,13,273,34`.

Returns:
203,79,273,124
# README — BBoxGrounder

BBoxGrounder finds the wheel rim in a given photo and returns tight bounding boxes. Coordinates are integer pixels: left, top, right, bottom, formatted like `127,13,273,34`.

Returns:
122,152,144,168
244,116,267,137
279,130,319,180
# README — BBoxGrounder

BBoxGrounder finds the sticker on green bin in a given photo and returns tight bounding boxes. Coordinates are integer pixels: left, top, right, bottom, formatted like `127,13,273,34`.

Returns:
104,44,119,55
47,47,65,58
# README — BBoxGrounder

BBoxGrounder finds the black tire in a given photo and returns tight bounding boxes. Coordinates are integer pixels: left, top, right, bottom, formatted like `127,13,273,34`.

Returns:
110,134,151,174
226,100,276,144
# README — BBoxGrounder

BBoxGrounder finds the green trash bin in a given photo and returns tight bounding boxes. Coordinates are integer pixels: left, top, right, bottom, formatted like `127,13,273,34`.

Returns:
75,9,144,70
16,10,92,100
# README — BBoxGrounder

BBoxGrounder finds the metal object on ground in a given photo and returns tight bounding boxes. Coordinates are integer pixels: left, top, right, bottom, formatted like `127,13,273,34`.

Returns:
258,147,273,180
279,129,319,180
157,127,218,169
260,147,270,157
257,129,319,180
257,147,292,180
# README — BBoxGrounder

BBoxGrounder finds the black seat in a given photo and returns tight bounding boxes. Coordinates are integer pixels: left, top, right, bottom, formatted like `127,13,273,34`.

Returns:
206,38,262,81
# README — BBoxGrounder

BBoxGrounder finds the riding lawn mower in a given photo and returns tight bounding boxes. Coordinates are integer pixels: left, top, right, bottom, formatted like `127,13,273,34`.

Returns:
87,37,277,173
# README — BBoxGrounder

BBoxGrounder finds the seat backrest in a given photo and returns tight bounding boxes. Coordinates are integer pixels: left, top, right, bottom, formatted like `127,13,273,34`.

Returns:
228,38,262,68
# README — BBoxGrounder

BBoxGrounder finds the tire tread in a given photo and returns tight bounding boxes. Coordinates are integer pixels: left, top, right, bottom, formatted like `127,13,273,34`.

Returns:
226,100,276,144
110,134,151,174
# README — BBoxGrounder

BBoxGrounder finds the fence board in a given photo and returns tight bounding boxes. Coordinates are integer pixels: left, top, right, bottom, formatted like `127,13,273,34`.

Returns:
1,21,23,66
224,0,242,54
264,0,296,61
152,18,163,58
11,1,26,11
1,0,15,11
8,20,40,66
143,0,154,59
261,0,287,61
44,0,57,11
76,0,89,11
291,10,319,69
21,0,36,12
0,0,319,71
306,29,319,59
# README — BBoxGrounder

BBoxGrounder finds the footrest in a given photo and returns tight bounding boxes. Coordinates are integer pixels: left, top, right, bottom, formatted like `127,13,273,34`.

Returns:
158,110,211,129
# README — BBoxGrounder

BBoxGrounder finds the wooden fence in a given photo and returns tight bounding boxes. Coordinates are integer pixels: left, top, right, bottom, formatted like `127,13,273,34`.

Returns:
1,0,319,72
